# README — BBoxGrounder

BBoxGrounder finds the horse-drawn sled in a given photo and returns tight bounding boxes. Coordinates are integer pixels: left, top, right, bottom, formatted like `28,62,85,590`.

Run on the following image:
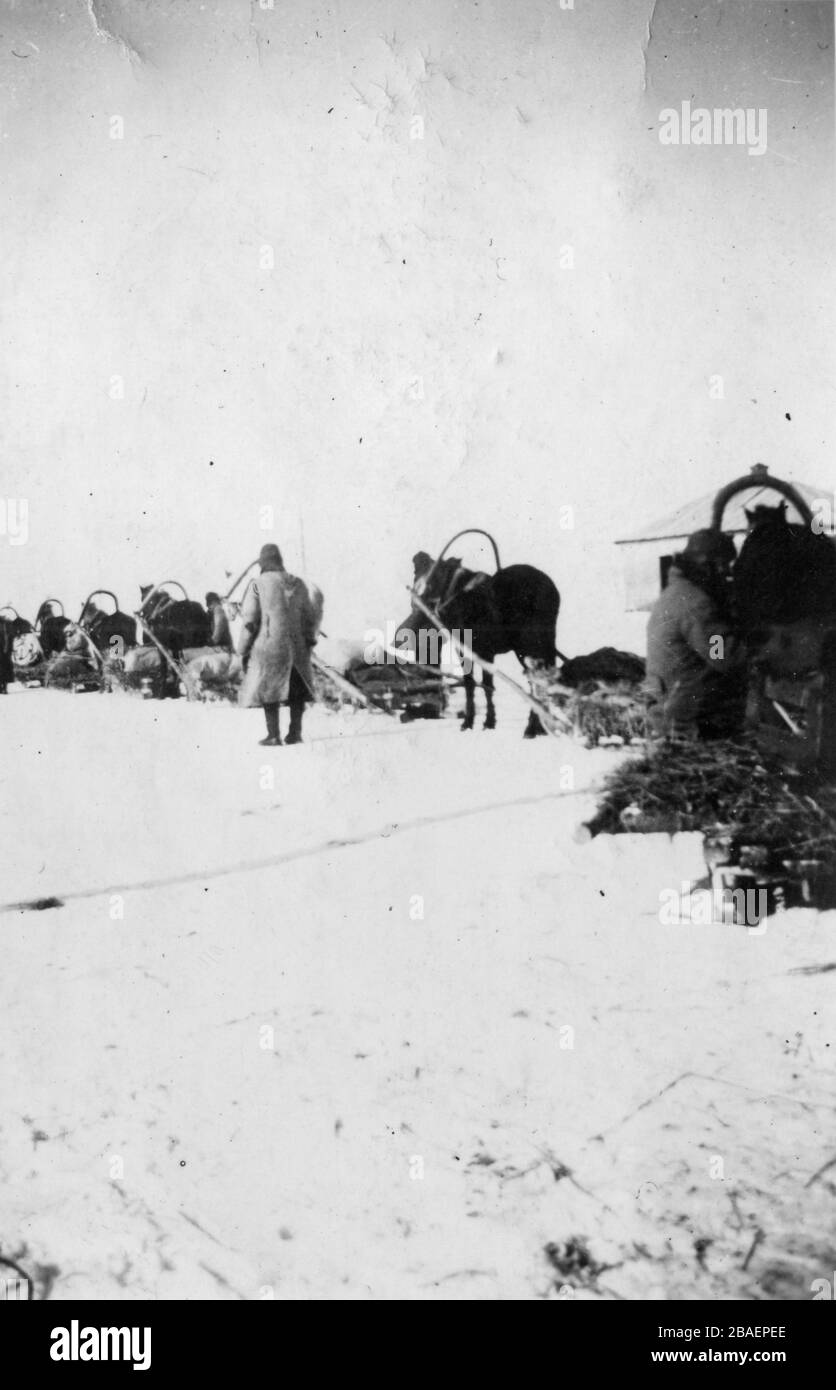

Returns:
1,599,74,688
1,605,45,686
5,583,215,697
35,581,224,699
586,464,836,913
716,465,836,777
122,581,219,699
398,527,650,741
348,660,450,720
311,635,452,721
42,590,137,692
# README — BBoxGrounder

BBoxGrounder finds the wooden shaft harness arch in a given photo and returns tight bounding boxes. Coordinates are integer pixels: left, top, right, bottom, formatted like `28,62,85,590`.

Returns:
136,580,190,615
419,528,502,598
711,463,814,531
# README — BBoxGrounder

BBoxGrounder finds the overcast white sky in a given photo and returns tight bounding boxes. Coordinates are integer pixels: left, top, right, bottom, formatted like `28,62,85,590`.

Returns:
1,0,833,654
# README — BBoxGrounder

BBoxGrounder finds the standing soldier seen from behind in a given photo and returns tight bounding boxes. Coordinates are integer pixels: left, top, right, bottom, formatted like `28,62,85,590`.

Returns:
205,591,232,652
644,528,746,740
237,543,324,746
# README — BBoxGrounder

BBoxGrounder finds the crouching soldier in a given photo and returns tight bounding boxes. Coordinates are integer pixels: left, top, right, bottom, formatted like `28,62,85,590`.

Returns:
237,543,324,746
645,529,745,740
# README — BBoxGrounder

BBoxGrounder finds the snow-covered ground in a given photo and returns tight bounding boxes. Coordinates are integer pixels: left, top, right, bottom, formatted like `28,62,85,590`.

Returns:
1,686,834,1301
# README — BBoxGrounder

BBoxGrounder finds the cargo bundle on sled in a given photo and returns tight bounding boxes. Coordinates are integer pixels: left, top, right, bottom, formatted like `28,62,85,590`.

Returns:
44,591,136,692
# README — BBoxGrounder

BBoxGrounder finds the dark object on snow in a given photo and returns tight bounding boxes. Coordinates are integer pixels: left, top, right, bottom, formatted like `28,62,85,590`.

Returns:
558,647,645,689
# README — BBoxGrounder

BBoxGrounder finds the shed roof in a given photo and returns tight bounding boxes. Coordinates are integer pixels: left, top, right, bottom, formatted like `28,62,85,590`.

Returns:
616,477,831,546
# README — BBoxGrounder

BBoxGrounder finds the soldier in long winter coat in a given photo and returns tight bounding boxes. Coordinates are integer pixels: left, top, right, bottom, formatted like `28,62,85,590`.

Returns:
237,543,323,745
644,529,745,740
205,592,232,652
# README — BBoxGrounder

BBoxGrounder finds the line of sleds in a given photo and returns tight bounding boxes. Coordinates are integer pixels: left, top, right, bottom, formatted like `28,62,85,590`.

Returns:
2,579,459,716
3,583,645,730
2,585,232,699
17,461,830,757
1,598,84,690
2,557,649,728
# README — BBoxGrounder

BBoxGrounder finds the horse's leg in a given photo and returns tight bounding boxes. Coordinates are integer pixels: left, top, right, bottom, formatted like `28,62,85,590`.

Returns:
520,653,548,738
461,670,475,730
483,668,496,730
524,709,546,738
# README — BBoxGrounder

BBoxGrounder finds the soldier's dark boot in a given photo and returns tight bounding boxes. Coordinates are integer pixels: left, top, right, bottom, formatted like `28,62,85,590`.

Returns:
259,702,281,746
285,701,304,745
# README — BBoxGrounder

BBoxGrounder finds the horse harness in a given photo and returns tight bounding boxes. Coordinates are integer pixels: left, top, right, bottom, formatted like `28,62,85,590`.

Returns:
423,563,491,622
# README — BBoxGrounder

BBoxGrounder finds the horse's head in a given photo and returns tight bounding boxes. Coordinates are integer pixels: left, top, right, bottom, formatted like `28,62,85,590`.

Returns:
413,556,466,617
395,553,435,647
412,551,433,583
395,555,466,664
745,501,788,531
139,586,175,623
80,601,103,627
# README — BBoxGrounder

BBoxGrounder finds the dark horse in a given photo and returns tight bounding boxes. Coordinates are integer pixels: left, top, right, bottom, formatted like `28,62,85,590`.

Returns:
733,502,836,640
397,550,560,736
80,594,137,658
0,615,17,692
35,600,71,658
0,607,36,690
139,585,210,658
